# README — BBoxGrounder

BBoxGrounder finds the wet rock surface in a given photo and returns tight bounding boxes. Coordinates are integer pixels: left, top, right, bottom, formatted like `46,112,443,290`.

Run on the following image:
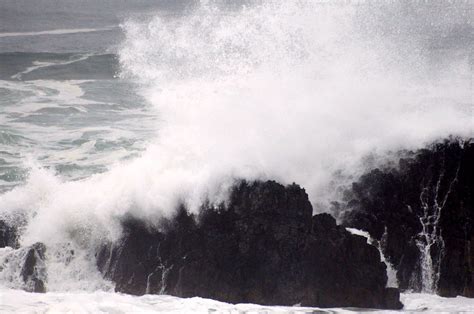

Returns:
97,180,402,309
341,140,474,297
0,242,47,293
0,220,19,249
20,242,47,293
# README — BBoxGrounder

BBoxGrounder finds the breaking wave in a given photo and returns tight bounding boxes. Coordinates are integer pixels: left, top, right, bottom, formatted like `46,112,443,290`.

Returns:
0,0,472,290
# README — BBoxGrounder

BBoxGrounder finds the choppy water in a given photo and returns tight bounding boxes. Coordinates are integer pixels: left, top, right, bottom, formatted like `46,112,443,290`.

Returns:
0,0,472,312
0,52,157,192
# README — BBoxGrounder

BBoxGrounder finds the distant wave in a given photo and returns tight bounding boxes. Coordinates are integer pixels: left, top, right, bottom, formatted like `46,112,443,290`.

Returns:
0,27,116,38
0,52,118,81
11,54,94,80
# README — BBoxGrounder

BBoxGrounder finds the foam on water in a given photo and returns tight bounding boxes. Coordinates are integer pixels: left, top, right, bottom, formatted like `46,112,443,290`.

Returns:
10,54,94,80
1,289,474,313
0,54,155,188
0,0,472,292
0,27,117,38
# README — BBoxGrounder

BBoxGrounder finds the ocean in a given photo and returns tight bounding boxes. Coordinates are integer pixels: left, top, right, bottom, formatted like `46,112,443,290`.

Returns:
0,0,472,312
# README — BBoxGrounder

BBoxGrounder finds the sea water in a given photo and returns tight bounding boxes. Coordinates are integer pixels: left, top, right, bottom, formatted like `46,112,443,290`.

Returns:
0,1,472,312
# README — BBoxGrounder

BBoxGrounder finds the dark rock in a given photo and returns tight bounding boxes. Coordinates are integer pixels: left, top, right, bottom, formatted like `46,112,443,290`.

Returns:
97,180,402,309
312,212,337,234
341,139,474,297
20,242,47,293
96,218,166,295
383,287,402,309
0,220,18,248
0,219,45,292
0,242,47,293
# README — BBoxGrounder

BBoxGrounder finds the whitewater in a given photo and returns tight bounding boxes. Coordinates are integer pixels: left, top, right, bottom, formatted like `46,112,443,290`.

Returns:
1,289,474,313
0,0,472,312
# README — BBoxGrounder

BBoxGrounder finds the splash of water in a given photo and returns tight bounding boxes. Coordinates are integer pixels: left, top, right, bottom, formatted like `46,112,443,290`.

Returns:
346,227,399,288
416,159,461,292
0,0,471,290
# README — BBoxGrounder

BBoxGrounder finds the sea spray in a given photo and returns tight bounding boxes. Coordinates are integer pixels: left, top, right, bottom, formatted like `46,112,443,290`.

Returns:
0,0,471,290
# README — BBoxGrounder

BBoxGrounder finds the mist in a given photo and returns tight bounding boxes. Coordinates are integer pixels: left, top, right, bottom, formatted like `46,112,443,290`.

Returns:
0,0,471,289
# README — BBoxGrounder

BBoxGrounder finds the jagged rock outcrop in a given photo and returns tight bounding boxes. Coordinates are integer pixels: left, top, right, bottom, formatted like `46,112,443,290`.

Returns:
97,180,402,309
0,242,47,292
341,139,473,297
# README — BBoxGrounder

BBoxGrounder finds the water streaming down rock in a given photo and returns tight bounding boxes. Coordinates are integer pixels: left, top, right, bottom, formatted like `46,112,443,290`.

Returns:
346,227,399,288
0,0,471,311
0,139,471,308
95,180,403,309
342,139,474,297
417,175,448,292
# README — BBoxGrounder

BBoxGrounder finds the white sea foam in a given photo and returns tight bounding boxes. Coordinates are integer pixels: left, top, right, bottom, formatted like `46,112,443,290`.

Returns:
1,79,93,116
0,0,472,290
11,54,94,80
0,27,116,38
0,289,473,313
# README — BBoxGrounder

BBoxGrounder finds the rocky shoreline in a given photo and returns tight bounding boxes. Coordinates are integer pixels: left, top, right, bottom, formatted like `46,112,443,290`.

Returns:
0,139,472,310
96,180,402,309
341,139,473,297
